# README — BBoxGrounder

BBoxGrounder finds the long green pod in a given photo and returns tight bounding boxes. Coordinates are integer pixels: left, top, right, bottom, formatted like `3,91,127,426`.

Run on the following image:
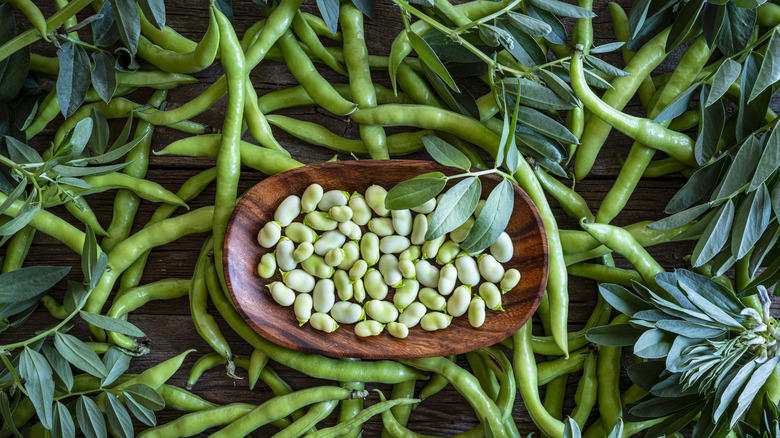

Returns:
573,28,671,180
64,173,187,207
567,263,644,287
257,83,412,114
380,379,416,438
119,168,217,292
243,81,288,155
352,103,569,354
1,225,35,273
536,348,589,385
63,195,109,237
570,351,598,429
560,220,691,254
570,46,695,167
308,393,419,438
84,206,215,340
202,261,424,383
136,403,257,438
101,90,167,253
292,10,346,74
597,314,630,432
139,5,198,52
136,7,220,73
271,400,339,438
609,2,655,110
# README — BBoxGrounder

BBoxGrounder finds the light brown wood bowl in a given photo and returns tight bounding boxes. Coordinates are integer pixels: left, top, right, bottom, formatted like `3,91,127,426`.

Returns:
223,160,548,359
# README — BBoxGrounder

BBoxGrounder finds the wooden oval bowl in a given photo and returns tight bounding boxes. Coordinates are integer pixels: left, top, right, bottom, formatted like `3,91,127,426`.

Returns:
223,160,548,359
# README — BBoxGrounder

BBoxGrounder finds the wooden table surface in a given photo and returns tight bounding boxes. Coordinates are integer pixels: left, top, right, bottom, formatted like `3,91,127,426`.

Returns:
8,0,758,436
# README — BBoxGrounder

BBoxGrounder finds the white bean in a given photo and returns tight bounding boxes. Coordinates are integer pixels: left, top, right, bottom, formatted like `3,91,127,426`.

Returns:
422,235,446,259
304,211,338,231
355,320,384,337
387,322,409,339
478,254,505,283
348,260,368,281
257,221,282,248
293,242,314,263
411,198,436,214
294,293,313,325
366,300,398,324
368,217,394,236
419,287,446,311
421,312,451,331
450,217,474,243
282,269,316,293
398,302,427,328
338,241,360,271
329,205,353,223
275,238,296,272
415,259,440,288
379,236,411,254
338,221,362,241
353,277,366,303
500,269,522,292
301,254,334,279
285,222,316,243
398,259,416,279
325,248,345,267
468,297,486,328
447,285,471,317
330,301,364,324
274,195,301,227
313,279,336,313
360,233,380,266
364,268,388,300
310,312,338,333
314,230,346,256
490,232,513,263
436,240,460,265
348,193,372,225
257,253,276,279
268,282,295,307
301,183,324,213
378,254,403,287
333,270,353,301
393,280,419,310
391,209,412,236
365,185,389,216
478,282,503,311
455,255,480,286
399,245,421,261
437,263,458,296
410,213,429,245
318,190,348,211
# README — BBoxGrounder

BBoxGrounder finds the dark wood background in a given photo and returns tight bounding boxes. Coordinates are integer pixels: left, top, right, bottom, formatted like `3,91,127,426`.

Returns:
7,0,772,436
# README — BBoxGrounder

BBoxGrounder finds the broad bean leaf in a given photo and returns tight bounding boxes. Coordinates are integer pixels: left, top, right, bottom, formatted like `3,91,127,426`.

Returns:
92,1,120,47
748,222,780,276
506,11,551,37
706,59,741,107
5,136,42,164
0,392,21,438
422,135,471,170
105,393,134,438
123,384,165,411
695,85,725,165
61,117,93,162
101,347,131,387
408,31,458,92
54,332,108,378
57,43,91,118
737,53,771,141
124,394,156,426
495,20,547,68
599,283,652,316
112,0,141,54
89,108,110,155
590,42,626,54
499,77,574,111
41,344,74,392
731,183,771,259
528,0,595,18
650,203,711,231
138,0,166,30
627,2,674,50
425,177,481,240
52,402,76,438
0,265,69,303
385,172,447,210
635,329,674,359
748,128,780,192
19,347,54,429
80,312,144,337
77,396,107,438
525,3,567,45
653,83,701,123
584,55,629,78
420,63,480,119
691,199,734,267
516,128,564,161
350,0,374,18
750,29,780,102
461,179,513,253
82,225,107,289
479,24,511,48
585,324,644,346
52,162,131,177
516,106,577,144
731,356,780,427
665,155,728,214
714,1,756,57
0,24,29,104
714,135,761,199
666,0,705,52
536,68,579,107
91,52,117,104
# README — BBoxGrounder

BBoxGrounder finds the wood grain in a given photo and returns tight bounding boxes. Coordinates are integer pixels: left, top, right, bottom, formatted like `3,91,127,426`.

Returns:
224,160,548,359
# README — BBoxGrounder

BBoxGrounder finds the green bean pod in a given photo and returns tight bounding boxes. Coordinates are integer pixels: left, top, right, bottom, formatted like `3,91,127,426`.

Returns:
1,225,35,273
257,83,412,114
571,351,598,429
309,391,418,438
243,80,289,155
6,0,49,41
567,263,644,287
63,195,108,237
63,173,187,207
136,7,219,74
136,403,257,438
339,374,365,438
271,400,339,438
597,314,630,432
293,10,346,74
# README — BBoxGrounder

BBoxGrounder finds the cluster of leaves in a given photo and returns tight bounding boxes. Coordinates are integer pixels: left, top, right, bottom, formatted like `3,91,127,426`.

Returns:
0,111,148,240
387,0,630,177
734,394,780,437
650,34,780,292
384,135,515,254
586,270,779,437
0,227,164,438
628,0,762,54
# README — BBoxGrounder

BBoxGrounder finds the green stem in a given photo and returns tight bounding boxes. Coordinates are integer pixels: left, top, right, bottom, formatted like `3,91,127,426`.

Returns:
0,353,28,397
0,306,81,351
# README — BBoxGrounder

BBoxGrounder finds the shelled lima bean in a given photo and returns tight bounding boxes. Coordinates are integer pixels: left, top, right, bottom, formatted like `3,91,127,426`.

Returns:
256,183,522,339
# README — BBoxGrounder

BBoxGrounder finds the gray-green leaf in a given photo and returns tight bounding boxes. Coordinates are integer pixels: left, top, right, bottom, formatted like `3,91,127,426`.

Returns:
77,396,107,438
506,11,551,37
0,265,69,303
53,402,76,438
516,106,578,144
385,172,447,210
138,0,165,30
124,394,156,427
5,136,42,164
714,135,762,199
123,384,165,411
695,85,725,166
42,343,74,392
425,177,481,241
748,128,780,192
101,347,132,387
112,0,141,54
706,59,741,107
56,43,91,118
422,135,471,170
691,199,734,267
731,183,771,259
80,312,144,337
104,393,133,438
19,347,54,429
749,29,780,102
91,52,117,104
461,179,514,253
408,31,458,92
528,0,596,18
54,332,108,378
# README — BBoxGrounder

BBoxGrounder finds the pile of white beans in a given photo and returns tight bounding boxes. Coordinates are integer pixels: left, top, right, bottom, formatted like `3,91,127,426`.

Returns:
256,183,521,339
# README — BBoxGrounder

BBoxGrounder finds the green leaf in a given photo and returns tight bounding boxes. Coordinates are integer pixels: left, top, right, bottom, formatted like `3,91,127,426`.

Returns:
79,312,144,337
715,135,762,199
92,1,120,47
425,177,481,241
731,356,780,427
385,172,447,210
714,2,756,56
0,265,69,303
0,24,29,104
104,393,133,438
525,3,567,45
537,69,579,107
101,346,131,387
678,282,744,329
516,106,578,144
706,59,741,107
420,63,480,120
62,117,93,162
748,222,780,276
695,85,725,166
653,83,701,123
748,128,780,192
585,55,629,78
422,135,472,170
564,417,582,438
528,0,595,18
91,52,117,104
654,319,726,338
691,199,734,267
590,42,626,54
316,0,339,34
19,347,54,429
479,24,511,48
56,43,91,118
52,162,132,178
499,78,575,111
634,328,674,359
408,30,458,92
124,394,156,427
666,0,705,52
598,283,652,316
52,402,76,438
665,155,728,214
774,178,780,221
89,108,109,155
138,0,165,30
495,20,547,68
750,29,780,102
42,344,74,393
16,92,40,132
731,183,772,259
76,396,107,438
737,53,770,141
506,11,551,37
0,191,40,237
350,0,374,19
123,384,165,411
585,324,644,346
0,391,22,438
54,332,108,378
461,179,514,253
0,180,27,217
112,0,141,54
5,136,42,164
81,225,107,289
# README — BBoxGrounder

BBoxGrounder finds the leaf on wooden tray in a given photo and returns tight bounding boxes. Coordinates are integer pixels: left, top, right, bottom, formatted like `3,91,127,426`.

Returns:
77,396,107,438
385,172,447,210
105,393,134,438
425,177,481,241
19,347,54,429
91,52,117,104
696,85,725,166
461,179,513,253
506,11,551,37
731,183,772,259
54,332,108,378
